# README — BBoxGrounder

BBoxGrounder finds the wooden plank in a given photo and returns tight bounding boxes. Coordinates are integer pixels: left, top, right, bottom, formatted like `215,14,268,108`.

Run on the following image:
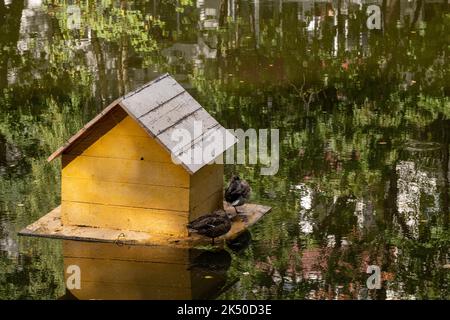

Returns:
62,155,189,188
62,201,189,236
156,108,219,152
76,114,173,163
19,206,154,244
18,202,271,248
62,105,128,158
175,127,237,174
107,115,149,137
189,164,223,219
190,164,223,201
61,177,190,212
190,190,223,221
139,91,203,136
77,132,174,163
47,99,124,162
121,75,186,119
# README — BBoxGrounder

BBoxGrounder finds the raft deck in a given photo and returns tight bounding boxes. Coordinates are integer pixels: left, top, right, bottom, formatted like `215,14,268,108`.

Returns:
19,202,271,248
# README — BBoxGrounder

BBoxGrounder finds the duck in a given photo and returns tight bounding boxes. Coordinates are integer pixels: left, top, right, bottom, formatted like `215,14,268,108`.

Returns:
225,175,251,214
187,210,232,245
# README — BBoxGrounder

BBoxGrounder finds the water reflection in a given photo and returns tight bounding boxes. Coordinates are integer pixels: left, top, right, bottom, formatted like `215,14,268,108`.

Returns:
0,0,449,299
61,241,233,300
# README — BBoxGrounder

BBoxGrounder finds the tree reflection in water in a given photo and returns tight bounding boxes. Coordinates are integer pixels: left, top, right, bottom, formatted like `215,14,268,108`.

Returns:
0,0,448,299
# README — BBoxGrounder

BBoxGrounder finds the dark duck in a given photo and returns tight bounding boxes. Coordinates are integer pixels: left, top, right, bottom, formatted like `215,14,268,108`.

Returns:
187,210,231,245
225,175,251,214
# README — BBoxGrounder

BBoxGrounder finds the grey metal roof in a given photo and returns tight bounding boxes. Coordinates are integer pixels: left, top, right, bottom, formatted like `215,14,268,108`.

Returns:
48,73,237,174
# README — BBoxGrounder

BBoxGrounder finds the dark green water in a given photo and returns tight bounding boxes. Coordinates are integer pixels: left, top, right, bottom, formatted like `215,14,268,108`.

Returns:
0,0,449,299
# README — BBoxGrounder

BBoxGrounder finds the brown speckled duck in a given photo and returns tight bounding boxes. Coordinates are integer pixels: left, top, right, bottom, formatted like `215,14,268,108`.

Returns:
187,210,231,244
225,175,251,214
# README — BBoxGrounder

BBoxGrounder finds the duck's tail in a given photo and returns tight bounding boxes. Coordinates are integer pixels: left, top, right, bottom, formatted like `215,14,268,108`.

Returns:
231,199,241,206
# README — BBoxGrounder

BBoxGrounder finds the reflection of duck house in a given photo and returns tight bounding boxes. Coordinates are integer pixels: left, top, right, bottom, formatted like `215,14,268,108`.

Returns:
19,74,271,246
61,241,233,300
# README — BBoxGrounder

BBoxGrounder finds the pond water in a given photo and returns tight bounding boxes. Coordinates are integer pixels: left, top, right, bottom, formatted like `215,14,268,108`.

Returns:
0,0,449,299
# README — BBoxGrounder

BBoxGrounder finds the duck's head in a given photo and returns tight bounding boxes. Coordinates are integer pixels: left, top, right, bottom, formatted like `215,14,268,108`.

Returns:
231,175,241,181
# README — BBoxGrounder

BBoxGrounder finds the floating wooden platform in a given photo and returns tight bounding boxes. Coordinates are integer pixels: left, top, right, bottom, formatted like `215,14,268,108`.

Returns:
19,202,271,248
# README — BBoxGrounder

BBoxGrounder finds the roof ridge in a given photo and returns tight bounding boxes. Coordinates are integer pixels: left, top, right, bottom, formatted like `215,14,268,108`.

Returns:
122,73,170,100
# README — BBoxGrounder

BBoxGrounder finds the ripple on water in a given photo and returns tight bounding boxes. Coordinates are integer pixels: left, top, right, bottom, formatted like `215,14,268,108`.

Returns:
403,139,442,152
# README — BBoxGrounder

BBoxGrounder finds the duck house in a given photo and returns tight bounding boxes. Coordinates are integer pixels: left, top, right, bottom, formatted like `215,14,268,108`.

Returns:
20,74,271,247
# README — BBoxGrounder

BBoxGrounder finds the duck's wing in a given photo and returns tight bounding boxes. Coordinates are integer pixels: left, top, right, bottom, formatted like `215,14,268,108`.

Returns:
225,181,240,202
241,180,251,198
207,217,232,233
194,218,222,233
187,214,214,229
209,216,228,226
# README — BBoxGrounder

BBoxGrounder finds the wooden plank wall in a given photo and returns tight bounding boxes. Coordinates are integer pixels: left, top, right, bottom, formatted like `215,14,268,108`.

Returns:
60,105,128,164
61,115,191,236
189,163,224,221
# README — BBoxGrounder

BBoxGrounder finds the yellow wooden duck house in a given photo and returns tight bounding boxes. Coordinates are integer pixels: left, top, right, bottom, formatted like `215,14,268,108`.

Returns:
20,74,271,246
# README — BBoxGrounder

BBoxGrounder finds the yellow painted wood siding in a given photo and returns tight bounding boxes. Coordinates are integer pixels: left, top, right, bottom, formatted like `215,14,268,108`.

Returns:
62,156,189,188
189,163,224,220
62,177,189,211
61,115,190,236
61,201,189,236
79,116,174,163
